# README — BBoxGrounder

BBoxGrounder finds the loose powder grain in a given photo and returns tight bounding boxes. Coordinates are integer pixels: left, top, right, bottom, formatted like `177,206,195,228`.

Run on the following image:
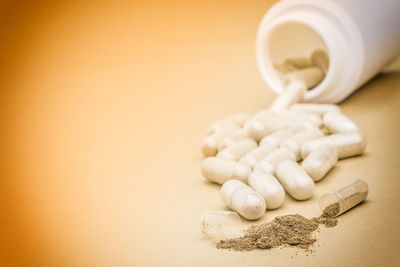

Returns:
313,202,339,228
216,204,339,252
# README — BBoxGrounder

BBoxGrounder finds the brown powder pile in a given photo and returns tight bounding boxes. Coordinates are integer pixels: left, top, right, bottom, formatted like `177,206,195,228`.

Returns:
216,203,340,252
313,203,339,228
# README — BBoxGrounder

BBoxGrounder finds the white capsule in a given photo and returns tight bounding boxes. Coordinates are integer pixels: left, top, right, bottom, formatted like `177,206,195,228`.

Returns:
244,110,273,128
217,138,257,161
276,110,322,127
269,80,306,114
221,180,266,220
260,128,298,147
283,57,311,69
253,160,275,175
255,147,297,174
285,66,325,89
243,110,274,140
302,144,338,182
248,169,285,209
282,128,324,160
220,180,244,206
301,132,367,159
244,117,281,142
218,129,248,151
201,157,251,184
323,111,359,133
253,109,272,119
274,63,296,74
220,179,244,206
289,103,341,116
246,116,315,142
311,49,329,74
201,125,240,157
207,112,249,134
275,160,315,200
239,143,278,169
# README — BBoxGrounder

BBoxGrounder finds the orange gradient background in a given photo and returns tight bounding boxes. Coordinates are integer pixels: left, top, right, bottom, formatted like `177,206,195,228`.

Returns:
1,1,400,266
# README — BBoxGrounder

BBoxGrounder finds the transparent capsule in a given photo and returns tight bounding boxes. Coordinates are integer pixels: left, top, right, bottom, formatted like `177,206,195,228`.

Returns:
200,210,243,241
319,178,368,217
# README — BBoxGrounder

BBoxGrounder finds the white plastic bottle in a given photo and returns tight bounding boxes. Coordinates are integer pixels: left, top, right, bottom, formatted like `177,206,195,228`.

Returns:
256,0,400,103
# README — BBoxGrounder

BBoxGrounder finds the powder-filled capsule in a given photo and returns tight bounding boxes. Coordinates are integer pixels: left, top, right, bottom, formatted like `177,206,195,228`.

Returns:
221,180,266,220
275,160,315,200
217,138,257,161
201,124,240,157
282,128,324,161
323,111,359,133
248,169,285,209
239,143,277,169
301,132,366,159
201,157,251,184
302,144,338,182
319,178,368,217
269,80,306,114
207,112,249,134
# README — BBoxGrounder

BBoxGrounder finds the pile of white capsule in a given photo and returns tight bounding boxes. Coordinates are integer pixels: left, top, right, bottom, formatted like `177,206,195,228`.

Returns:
200,52,366,221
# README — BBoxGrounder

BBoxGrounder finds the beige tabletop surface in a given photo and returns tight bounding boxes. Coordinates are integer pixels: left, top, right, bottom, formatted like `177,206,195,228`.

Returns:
1,1,400,266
